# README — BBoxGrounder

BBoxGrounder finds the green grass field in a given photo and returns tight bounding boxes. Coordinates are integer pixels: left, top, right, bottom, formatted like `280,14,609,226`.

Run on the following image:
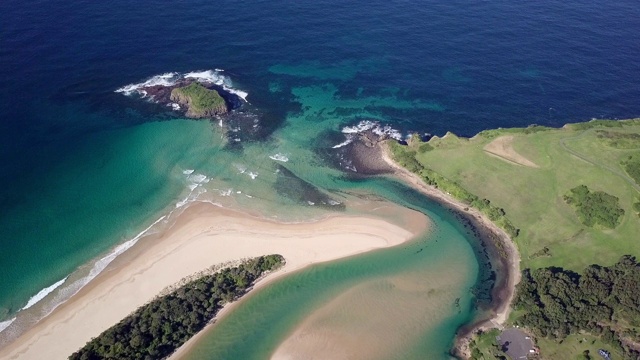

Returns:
393,119,640,359
404,119,640,271
536,333,625,360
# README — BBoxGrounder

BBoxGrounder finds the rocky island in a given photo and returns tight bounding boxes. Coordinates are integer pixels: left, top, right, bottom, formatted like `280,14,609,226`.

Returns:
170,82,228,118
127,77,243,119
114,72,265,142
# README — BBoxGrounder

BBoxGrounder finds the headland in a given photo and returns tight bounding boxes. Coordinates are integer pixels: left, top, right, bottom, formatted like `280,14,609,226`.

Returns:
384,118,640,359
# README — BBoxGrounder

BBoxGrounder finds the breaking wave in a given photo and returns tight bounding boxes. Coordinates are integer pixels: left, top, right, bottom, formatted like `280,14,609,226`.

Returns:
0,318,15,334
333,120,403,148
184,70,249,101
21,277,68,311
269,153,289,162
234,164,259,180
176,172,209,208
115,69,249,102
115,72,178,96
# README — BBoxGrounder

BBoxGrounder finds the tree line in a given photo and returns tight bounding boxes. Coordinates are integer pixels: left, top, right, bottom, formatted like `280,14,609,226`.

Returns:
70,255,285,360
514,255,640,359
389,141,520,238
563,185,624,229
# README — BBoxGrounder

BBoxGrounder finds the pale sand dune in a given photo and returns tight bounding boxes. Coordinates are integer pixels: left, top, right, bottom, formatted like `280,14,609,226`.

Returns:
0,203,419,360
271,265,470,360
483,135,539,168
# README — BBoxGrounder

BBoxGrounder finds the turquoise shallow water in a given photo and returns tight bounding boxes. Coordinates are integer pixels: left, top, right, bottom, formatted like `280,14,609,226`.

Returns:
183,181,483,359
2,0,640,355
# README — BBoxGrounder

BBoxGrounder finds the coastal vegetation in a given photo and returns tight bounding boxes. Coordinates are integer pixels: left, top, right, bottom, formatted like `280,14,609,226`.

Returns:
621,154,640,186
390,118,640,271
389,118,640,358
170,82,228,118
563,185,624,229
596,130,640,149
467,329,507,360
389,141,520,239
513,256,640,359
70,255,284,360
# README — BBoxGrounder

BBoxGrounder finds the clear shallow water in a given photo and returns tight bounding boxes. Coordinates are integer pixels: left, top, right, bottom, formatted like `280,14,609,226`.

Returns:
183,182,482,360
1,0,639,355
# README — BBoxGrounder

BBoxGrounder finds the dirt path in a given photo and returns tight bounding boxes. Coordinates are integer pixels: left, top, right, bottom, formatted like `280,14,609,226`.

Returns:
559,129,640,192
484,135,539,168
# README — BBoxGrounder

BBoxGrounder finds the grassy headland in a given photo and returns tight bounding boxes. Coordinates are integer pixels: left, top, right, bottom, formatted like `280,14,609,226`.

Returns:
388,118,640,359
170,82,228,118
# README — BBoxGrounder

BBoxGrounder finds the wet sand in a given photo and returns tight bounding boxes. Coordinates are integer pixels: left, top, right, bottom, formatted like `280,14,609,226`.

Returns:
271,261,473,360
378,142,521,359
0,202,420,360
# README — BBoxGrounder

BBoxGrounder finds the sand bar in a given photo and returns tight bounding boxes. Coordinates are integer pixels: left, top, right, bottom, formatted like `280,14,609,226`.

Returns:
0,202,419,360
379,142,521,358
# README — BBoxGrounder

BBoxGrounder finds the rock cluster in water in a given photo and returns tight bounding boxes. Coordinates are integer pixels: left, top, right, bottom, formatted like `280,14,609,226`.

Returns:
358,129,391,147
170,82,228,118
141,79,231,119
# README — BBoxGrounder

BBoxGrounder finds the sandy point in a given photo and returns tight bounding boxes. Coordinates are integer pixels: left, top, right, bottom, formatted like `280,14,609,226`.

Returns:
0,202,424,360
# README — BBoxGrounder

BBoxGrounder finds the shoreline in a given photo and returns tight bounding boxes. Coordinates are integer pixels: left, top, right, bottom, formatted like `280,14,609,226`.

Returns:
0,201,421,360
379,142,521,359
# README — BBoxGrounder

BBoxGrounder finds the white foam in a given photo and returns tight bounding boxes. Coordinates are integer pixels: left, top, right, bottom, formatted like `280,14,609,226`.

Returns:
340,120,402,140
184,70,226,84
234,164,258,179
188,173,209,184
176,187,207,208
39,215,168,319
115,72,179,96
0,318,16,333
372,124,402,140
88,217,165,278
336,120,403,152
235,164,247,174
184,70,249,102
307,201,315,206
225,88,249,102
116,70,249,102
177,173,210,207
219,189,233,196
269,153,289,162
342,120,377,134
169,103,181,111
21,276,69,310
332,137,354,149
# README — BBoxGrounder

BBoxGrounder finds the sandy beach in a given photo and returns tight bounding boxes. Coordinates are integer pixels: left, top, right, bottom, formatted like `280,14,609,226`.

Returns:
379,142,521,358
0,202,420,360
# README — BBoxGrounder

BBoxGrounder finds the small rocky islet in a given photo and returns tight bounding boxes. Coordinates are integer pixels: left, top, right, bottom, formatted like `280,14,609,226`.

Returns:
141,80,240,119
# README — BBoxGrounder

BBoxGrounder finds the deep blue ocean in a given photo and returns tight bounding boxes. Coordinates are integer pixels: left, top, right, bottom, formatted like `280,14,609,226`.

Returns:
1,0,639,357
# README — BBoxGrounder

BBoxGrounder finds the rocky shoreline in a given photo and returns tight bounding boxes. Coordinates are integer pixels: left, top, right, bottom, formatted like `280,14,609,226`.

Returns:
374,141,521,360
140,79,242,119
